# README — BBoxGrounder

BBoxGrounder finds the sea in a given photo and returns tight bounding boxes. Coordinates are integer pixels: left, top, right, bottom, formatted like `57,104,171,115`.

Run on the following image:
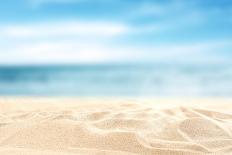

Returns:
0,64,231,97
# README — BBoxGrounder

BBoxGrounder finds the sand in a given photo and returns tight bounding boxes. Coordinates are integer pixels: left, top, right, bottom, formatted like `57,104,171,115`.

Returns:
0,97,231,155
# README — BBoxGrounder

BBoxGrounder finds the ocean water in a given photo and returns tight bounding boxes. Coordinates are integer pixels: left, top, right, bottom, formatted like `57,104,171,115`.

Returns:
0,64,231,97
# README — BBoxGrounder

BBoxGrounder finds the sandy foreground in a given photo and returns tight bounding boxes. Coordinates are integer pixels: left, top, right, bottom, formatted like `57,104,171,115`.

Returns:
0,97,231,155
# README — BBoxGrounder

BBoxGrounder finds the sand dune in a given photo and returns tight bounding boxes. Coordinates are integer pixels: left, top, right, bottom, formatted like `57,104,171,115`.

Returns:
0,98,231,155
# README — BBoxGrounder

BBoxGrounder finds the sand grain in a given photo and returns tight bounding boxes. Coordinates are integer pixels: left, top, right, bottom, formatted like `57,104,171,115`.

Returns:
0,98,231,155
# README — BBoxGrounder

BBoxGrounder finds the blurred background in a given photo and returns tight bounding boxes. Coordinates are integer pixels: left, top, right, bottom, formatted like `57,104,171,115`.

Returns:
0,0,231,97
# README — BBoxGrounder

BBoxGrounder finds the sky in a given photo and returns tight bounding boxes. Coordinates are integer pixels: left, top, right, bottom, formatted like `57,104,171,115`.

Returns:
0,0,231,65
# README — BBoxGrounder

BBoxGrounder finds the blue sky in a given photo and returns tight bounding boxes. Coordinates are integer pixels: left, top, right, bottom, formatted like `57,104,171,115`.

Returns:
0,0,231,64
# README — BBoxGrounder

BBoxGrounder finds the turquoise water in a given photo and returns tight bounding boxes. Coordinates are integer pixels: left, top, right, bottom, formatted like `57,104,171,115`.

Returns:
0,64,231,97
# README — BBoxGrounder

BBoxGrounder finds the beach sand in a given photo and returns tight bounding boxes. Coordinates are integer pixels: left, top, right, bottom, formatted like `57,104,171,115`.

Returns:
0,97,231,155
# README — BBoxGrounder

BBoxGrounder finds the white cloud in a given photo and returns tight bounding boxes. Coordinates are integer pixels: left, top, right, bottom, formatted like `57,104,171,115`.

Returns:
145,41,231,63
0,40,131,64
0,20,131,64
0,21,128,38
27,0,113,7
27,0,82,6
0,20,231,65
0,38,230,65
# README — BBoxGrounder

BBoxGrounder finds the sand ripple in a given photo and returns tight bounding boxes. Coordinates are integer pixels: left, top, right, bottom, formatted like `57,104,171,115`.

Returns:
0,100,231,155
